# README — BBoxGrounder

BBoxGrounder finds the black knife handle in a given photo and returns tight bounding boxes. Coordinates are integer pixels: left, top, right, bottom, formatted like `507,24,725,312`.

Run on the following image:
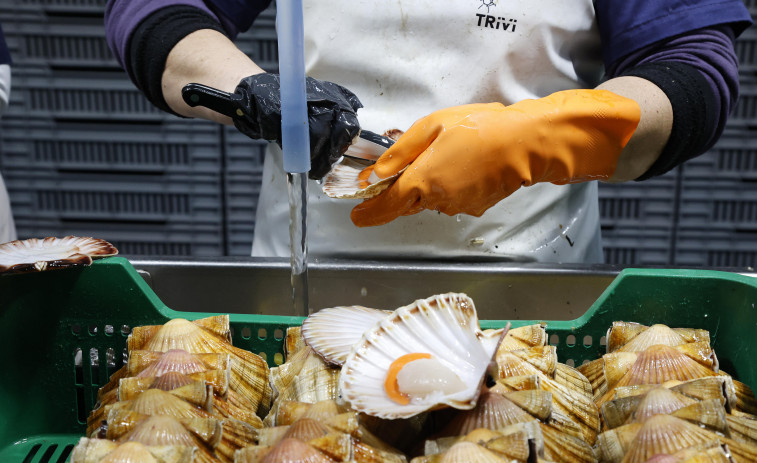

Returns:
182,83,241,118
359,130,395,148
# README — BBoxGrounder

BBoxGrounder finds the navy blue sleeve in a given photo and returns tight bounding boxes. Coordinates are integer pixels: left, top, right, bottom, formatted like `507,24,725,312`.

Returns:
595,0,752,67
205,0,273,36
0,23,11,65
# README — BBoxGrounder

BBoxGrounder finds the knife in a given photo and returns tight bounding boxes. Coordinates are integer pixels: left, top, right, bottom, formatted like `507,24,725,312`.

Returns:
182,83,394,163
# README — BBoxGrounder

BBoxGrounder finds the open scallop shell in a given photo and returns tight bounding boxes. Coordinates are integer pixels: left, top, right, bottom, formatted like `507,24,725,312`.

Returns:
339,293,506,419
0,236,118,274
302,305,391,365
322,157,404,199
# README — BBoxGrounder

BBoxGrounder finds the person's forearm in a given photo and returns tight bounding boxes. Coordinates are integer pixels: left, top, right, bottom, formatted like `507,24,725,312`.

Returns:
161,29,265,124
597,76,673,182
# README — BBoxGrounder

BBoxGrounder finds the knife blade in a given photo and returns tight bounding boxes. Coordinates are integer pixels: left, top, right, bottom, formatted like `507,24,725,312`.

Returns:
343,130,395,163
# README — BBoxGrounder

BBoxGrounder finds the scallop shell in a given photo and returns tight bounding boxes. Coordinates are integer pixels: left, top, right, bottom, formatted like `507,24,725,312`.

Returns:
670,398,729,434
254,438,335,463
598,345,719,407
540,422,597,463
595,422,643,462
322,157,403,199
70,438,195,463
621,415,720,463
433,441,506,463
726,414,757,444
437,390,537,437
339,293,503,419
127,317,271,417
617,324,686,352
606,322,648,353
0,235,118,274
497,324,548,352
107,388,212,420
118,370,229,402
601,387,697,429
130,349,230,378
285,326,306,357
301,305,391,365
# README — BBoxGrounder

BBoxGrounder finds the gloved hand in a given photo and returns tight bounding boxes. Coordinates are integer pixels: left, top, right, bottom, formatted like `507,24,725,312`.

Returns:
350,89,640,227
233,73,363,179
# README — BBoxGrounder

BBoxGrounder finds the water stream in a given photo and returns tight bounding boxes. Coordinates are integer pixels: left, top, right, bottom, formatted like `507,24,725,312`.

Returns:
287,172,309,316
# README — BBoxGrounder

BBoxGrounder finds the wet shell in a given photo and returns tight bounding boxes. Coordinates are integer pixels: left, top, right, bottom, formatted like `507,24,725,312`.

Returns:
670,399,729,434
119,370,229,402
726,414,757,444
627,387,694,424
606,322,648,353
322,156,403,199
301,305,390,365
0,235,118,274
257,438,335,463
339,293,502,419
595,422,643,462
285,327,306,357
108,388,212,420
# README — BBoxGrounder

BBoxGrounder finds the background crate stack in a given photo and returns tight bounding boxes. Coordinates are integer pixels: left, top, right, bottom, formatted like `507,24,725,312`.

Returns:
0,2,756,265
0,0,276,256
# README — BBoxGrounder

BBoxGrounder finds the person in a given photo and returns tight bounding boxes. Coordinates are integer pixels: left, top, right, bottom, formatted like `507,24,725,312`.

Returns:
0,21,16,244
104,1,751,262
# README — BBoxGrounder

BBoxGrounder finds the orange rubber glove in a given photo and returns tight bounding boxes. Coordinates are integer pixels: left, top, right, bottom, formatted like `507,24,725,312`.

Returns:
350,89,641,227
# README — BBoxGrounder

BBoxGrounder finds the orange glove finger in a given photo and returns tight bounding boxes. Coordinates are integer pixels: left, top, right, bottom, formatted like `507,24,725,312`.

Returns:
350,175,421,227
371,119,441,179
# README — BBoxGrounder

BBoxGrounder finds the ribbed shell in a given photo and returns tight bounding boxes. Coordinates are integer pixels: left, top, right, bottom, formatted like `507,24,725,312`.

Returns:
71,439,196,463
438,391,536,437
621,415,718,463
437,441,506,463
322,157,402,199
260,438,335,463
339,293,499,419
301,305,390,365
0,235,118,274
617,324,686,352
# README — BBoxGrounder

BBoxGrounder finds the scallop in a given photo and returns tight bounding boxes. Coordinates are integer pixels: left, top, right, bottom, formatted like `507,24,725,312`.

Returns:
0,235,118,274
322,157,403,199
339,293,507,419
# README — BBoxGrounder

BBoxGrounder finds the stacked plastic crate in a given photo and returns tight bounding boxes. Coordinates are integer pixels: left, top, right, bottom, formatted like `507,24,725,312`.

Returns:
672,4,757,267
0,1,276,256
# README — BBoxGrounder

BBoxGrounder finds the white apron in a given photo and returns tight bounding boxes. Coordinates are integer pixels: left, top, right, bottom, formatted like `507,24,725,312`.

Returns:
252,0,605,262
0,64,14,244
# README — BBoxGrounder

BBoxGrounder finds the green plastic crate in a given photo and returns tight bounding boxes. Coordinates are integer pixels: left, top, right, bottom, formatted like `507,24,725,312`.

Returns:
1,257,756,462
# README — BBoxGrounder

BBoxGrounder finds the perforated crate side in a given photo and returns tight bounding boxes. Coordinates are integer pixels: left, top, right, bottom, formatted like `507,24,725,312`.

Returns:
597,170,678,229
678,180,757,232
13,218,225,256
674,229,757,267
682,133,757,181
3,21,117,68
736,26,757,74
4,170,224,224
224,127,269,170
728,77,757,129
1,119,222,173
224,171,263,255
600,226,673,265
7,74,167,121
9,0,107,14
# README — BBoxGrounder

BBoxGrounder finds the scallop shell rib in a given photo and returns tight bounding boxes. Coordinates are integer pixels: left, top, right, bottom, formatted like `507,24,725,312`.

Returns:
301,305,391,365
0,236,118,274
322,156,404,199
339,293,500,419
70,438,195,463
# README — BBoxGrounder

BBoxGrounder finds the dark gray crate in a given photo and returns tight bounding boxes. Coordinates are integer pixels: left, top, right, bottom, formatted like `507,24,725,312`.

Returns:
736,26,757,74
682,133,757,181
224,171,263,256
1,119,222,174
729,77,757,129
597,169,678,230
13,218,225,256
224,127,268,170
4,169,224,224
8,72,167,121
4,0,107,14
3,15,116,68
600,226,674,265
678,180,757,232
674,229,757,267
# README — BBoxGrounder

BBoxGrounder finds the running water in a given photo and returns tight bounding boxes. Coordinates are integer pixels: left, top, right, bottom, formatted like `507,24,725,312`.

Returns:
287,172,309,316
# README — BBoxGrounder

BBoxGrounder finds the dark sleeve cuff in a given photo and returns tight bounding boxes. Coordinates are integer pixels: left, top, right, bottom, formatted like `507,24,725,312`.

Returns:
620,62,718,181
127,5,227,116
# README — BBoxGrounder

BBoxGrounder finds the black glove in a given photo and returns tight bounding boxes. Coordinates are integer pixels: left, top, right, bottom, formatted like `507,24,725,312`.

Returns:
233,73,362,179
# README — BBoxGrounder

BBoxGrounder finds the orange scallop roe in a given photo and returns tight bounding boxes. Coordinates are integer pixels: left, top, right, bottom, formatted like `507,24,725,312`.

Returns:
384,352,432,405
357,165,375,189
